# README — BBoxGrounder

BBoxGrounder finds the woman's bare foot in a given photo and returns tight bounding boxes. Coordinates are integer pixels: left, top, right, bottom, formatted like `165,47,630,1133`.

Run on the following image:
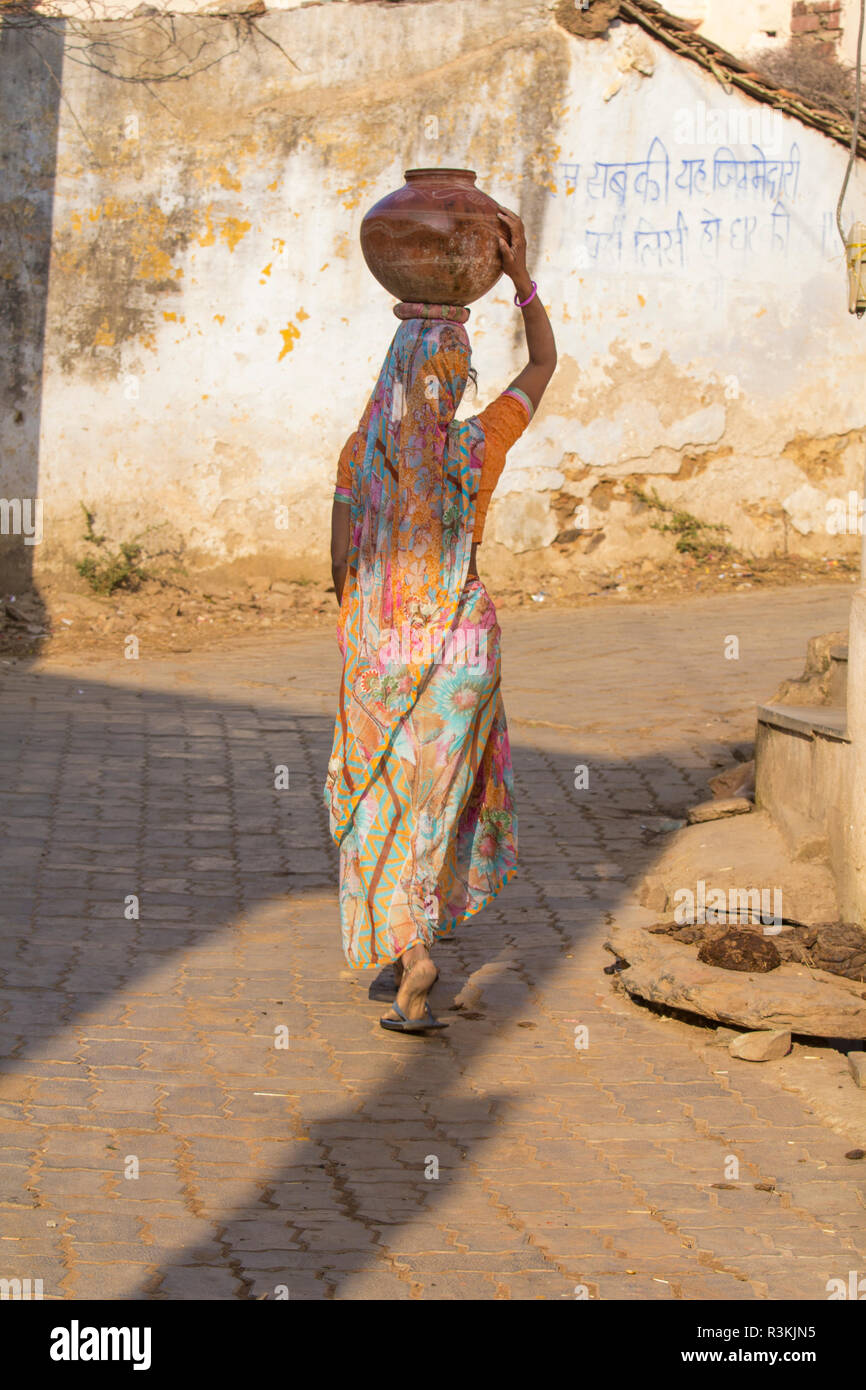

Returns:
381,944,437,1023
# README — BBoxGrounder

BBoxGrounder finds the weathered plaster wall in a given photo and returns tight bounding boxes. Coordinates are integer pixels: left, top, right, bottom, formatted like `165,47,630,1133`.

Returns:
664,0,791,54
643,0,863,60
3,0,866,589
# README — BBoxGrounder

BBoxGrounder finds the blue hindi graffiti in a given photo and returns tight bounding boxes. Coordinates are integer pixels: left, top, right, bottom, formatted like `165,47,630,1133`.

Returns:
553,135,806,269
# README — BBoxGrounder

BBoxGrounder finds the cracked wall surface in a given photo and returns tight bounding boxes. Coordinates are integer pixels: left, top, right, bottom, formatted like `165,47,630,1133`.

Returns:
2,0,865,589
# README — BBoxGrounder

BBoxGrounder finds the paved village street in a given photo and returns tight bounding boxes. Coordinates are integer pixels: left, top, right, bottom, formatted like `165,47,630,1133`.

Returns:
1,583,864,1301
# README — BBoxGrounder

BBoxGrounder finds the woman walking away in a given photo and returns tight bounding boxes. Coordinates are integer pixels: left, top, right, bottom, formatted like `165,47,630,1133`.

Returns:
325,208,556,1034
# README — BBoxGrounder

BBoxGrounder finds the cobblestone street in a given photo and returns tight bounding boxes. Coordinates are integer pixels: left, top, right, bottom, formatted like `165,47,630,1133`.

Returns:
1,583,864,1300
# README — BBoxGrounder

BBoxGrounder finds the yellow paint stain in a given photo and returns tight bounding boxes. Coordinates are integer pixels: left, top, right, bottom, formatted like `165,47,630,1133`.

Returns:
213,313,225,325
335,180,368,211
267,179,279,193
221,217,251,252
216,165,242,192
191,148,258,192
755,306,766,317
201,394,209,400
197,209,216,248
70,212,82,234
163,311,177,322
278,321,301,361
272,237,285,254
52,250,79,276
637,293,646,307
93,319,115,348
139,245,174,280
296,306,309,322
319,262,329,272
79,198,185,281
260,263,273,284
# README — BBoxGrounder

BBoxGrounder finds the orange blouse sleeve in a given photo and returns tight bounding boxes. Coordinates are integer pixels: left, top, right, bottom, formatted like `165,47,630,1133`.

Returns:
472,388,533,541
334,431,357,503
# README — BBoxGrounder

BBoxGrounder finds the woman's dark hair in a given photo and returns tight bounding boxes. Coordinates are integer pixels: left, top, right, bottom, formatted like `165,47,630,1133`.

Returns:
467,365,478,395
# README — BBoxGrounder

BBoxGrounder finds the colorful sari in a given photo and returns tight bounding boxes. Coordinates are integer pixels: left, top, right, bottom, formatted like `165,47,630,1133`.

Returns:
324,313,518,970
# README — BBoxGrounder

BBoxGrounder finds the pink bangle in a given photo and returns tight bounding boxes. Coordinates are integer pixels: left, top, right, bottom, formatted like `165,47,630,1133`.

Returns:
514,280,537,308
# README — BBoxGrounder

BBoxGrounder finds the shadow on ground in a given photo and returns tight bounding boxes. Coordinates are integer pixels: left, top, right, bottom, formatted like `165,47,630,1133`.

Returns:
0,653,738,1299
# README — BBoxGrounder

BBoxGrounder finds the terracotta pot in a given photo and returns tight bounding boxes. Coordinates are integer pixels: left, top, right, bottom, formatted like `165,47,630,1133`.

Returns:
360,168,504,306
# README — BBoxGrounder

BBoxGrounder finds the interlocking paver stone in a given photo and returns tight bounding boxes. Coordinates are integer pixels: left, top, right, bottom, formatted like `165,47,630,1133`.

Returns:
1,585,863,1298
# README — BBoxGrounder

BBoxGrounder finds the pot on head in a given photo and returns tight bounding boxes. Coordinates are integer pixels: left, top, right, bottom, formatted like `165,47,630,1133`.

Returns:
360,168,503,306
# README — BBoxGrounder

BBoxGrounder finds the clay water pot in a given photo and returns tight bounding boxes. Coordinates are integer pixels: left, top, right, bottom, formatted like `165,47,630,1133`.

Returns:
360,168,504,306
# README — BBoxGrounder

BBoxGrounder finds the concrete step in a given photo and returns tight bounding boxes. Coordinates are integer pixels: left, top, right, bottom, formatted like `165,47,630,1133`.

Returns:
828,643,848,705
757,702,848,742
755,702,850,883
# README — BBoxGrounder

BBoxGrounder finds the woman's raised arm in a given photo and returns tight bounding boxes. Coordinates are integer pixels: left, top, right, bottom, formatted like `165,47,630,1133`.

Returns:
496,206,557,413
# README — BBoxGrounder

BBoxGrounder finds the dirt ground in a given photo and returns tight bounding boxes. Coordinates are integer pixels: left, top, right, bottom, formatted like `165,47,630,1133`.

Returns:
0,550,858,662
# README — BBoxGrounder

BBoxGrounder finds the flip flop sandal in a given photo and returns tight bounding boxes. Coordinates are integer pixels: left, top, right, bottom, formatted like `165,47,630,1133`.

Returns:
380,1000,449,1033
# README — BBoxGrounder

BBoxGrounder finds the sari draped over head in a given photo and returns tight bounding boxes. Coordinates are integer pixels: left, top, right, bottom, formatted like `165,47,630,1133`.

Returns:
325,314,518,969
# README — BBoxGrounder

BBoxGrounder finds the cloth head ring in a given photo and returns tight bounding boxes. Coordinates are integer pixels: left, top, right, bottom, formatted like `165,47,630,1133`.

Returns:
393,302,470,323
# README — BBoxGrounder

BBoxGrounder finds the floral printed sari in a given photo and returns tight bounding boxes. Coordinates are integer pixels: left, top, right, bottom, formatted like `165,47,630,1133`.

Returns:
324,315,517,969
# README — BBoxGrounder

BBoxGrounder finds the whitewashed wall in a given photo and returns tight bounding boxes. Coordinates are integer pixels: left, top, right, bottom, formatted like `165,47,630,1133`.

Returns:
3,0,866,586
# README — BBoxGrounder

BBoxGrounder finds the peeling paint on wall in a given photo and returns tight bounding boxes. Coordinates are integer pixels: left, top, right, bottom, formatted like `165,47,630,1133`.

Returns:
2,0,865,591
